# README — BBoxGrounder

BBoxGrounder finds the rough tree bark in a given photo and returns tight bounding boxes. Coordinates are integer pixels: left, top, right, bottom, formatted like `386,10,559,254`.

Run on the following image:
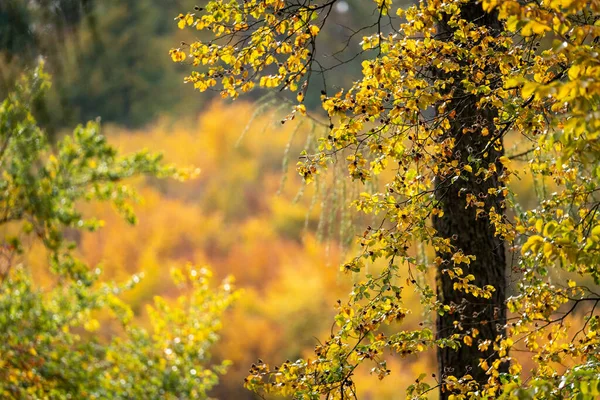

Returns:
433,2,508,398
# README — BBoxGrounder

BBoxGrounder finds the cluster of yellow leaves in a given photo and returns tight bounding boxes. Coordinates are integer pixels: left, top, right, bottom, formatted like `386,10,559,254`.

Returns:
171,0,321,100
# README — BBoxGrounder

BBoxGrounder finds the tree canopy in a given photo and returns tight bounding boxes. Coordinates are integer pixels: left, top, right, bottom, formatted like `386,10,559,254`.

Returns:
172,0,600,398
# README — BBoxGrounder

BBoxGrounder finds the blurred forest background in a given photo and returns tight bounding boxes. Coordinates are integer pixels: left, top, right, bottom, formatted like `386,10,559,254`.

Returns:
1,1,587,398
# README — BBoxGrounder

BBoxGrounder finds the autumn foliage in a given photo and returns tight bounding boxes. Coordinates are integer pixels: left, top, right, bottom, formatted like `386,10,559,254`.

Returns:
3,0,600,399
172,0,600,398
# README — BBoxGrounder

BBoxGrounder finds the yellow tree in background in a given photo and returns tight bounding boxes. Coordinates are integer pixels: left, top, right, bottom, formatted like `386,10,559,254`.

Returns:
88,102,411,399
173,0,600,398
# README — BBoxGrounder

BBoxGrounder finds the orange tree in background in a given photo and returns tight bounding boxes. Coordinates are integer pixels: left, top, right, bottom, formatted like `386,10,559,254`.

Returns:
173,0,600,398
0,66,239,398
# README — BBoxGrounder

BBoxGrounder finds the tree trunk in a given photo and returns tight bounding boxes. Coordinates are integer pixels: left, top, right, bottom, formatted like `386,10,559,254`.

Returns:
433,3,507,398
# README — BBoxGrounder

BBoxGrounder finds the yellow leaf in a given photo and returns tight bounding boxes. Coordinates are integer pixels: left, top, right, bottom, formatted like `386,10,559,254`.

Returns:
543,221,558,237
170,49,186,62
521,82,538,99
509,363,522,375
505,76,525,89
482,0,500,11
522,20,551,36
543,242,554,259
568,65,581,81
535,219,543,233
499,156,511,168
177,16,186,30
522,235,543,255
178,13,194,30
